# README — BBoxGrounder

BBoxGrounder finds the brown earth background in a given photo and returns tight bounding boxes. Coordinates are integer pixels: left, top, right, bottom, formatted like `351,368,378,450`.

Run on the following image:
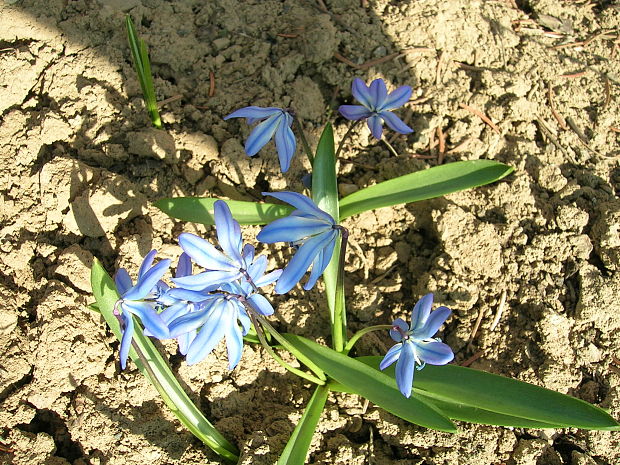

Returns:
1,0,620,464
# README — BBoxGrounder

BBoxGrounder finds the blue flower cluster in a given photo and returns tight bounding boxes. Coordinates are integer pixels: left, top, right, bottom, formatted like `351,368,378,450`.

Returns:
114,195,340,370
113,77,452,398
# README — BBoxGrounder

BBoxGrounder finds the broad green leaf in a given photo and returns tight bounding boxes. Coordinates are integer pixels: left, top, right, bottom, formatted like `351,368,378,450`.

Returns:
278,385,328,465
339,160,513,219
282,334,456,433
354,357,620,431
311,124,346,351
90,259,240,461
329,379,560,429
154,197,292,225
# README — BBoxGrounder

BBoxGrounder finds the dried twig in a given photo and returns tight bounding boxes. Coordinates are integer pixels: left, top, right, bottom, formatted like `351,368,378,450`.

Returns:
277,33,299,38
490,290,507,332
468,307,485,345
535,115,573,161
209,71,216,97
460,350,485,367
603,76,611,109
447,137,472,154
334,52,361,69
157,94,182,108
559,70,588,79
459,103,501,134
547,83,568,130
437,125,446,165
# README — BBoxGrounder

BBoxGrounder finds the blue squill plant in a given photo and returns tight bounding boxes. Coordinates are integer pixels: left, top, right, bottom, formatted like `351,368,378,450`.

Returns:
91,72,620,465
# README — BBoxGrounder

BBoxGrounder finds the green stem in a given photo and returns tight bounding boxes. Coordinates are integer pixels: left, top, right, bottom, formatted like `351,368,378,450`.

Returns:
335,120,360,160
246,307,325,385
382,137,400,157
332,226,349,352
293,117,314,167
343,324,393,355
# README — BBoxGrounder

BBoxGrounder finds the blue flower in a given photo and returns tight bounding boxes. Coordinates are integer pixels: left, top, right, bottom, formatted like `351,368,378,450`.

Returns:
380,293,454,398
114,250,171,369
257,192,339,294
168,294,251,368
167,255,279,368
224,106,297,173
338,78,413,140
172,200,252,291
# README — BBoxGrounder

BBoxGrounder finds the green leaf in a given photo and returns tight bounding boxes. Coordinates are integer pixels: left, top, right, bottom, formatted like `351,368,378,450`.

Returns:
353,357,620,431
154,197,293,225
282,334,456,432
125,15,161,129
339,160,513,219
311,123,346,351
278,385,328,465
90,259,240,461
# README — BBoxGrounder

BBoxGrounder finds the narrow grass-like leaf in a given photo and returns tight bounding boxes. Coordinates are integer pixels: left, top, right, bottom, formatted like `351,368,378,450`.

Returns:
311,124,346,351
90,259,240,461
353,357,620,431
282,334,456,432
154,197,292,225
339,160,513,219
126,15,162,128
278,385,328,465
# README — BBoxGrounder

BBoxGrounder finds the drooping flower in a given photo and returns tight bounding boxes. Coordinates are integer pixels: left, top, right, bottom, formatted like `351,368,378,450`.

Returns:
224,106,296,173
380,293,454,398
172,200,252,291
114,250,171,369
257,191,339,294
338,78,413,140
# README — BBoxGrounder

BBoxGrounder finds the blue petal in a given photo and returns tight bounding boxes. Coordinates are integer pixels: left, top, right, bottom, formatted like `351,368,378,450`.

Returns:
410,293,433,331
237,306,251,335
367,115,384,140
275,230,336,294
172,269,241,290
122,301,169,339
167,287,214,302
248,293,275,316
389,318,409,342
338,105,372,121
160,302,192,324
119,312,134,370
178,233,236,271
274,112,296,173
380,110,414,135
257,216,333,244
176,253,192,278
115,268,133,295
178,330,196,355
245,112,282,156
380,343,402,370
185,301,229,365
137,249,158,280
254,269,282,288
395,341,416,398
123,259,171,301
242,244,255,265
169,299,219,337
214,200,243,264
415,340,454,365
262,191,335,224
381,85,412,111
351,78,373,109
223,302,244,369
303,229,338,290
417,306,452,339
224,106,282,121
247,254,268,281
368,79,388,110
